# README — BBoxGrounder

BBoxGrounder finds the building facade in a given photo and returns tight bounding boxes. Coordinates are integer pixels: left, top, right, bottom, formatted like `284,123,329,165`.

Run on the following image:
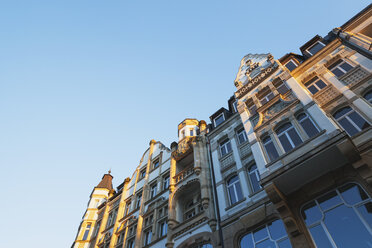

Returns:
73,5,372,248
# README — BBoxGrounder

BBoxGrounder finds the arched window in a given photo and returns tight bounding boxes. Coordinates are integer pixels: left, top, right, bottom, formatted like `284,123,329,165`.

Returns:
333,107,370,136
240,219,291,248
227,175,243,205
262,136,279,161
248,164,261,194
276,123,302,152
297,113,319,138
301,183,372,247
364,90,372,104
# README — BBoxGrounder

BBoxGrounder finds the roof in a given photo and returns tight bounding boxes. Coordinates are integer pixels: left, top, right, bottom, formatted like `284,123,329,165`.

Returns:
96,173,114,190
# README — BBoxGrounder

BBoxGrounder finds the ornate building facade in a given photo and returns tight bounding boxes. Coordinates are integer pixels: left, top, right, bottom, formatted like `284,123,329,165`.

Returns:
73,4,372,248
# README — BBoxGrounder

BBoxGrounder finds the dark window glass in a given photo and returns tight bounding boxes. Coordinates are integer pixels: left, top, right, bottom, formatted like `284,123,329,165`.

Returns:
263,136,279,161
220,140,232,156
237,129,248,144
329,60,353,77
276,123,302,152
227,175,243,204
304,77,327,95
285,60,298,71
82,224,91,240
214,114,225,127
333,107,370,136
307,41,325,55
248,164,261,193
297,113,319,138
364,90,372,104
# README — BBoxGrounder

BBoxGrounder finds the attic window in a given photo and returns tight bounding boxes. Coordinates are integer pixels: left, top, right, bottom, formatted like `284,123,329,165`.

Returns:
306,41,325,56
214,113,225,127
284,59,298,71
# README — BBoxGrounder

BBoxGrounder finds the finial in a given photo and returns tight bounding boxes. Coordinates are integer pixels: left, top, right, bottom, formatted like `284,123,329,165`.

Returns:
108,169,111,174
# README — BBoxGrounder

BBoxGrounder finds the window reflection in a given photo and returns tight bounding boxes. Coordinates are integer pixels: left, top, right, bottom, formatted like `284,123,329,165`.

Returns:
301,183,372,248
240,219,291,248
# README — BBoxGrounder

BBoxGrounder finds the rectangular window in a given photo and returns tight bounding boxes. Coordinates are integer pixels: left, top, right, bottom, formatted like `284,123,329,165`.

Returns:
124,201,131,216
219,140,232,156
328,59,354,77
93,221,101,237
152,159,159,169
150,184,157,198
273,79,289,95
304,77,327,95
262,136,279,161
116,232,125,245
106,208,118,228
190,128,194,136
144,229,152,245
159,221,168,237
284,59,298,71
82,223,91,240
163,176,170,190
126,238,135,248
246,98,257,115
237,129,248,144
233,100,238,112
306,41,325,56
214,113,225,127
140,169,146,179
257,87,274,106
136,192,142,209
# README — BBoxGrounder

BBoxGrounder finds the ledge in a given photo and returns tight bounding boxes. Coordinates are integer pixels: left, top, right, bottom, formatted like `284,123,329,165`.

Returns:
225,197,246,211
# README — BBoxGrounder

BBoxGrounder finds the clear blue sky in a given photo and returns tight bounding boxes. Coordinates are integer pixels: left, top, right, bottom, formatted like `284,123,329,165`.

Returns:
0,1,369,247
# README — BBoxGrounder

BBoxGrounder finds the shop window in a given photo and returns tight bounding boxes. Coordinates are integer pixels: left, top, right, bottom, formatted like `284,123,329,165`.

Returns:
297,113,319,138
276,123,303,153
227,175,243,205
301,183,372,248
333,106,370,136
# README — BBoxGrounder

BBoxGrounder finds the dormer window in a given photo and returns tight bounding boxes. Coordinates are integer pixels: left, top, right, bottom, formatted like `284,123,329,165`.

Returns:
257,87,274,106
214,113,225,127
306,41,325,56
328,59,353,77
284,59,298,71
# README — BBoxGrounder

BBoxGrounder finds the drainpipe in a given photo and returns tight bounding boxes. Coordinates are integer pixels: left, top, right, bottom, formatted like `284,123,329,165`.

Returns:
206,137,225,248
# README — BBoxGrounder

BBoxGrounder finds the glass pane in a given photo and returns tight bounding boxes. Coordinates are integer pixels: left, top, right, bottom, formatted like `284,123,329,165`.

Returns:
228,186,237,204
228,176,238,184
302,201,322,225
279,134,293,152
236,182,243,201
226,141,232,153
240,233,254,248
285,61,297,71
250,173,261,193
249,164,257,173
288,129,302,147
309,224,333,248
339,184,369,205
338,118,359,136
318,191,342,210
265,142,280,161
256,239,276,248
364,91,372,103
297,113,307,121
333,107,352,119
278,238,292,248
268,219,287,240
340,62,353,72
215,115,225,126
277,123,292,134
331,67,345,77
300,118,319,138
308,85,319,95
324,204,372,248
349,111,370,130
308,42,324,55
315,79,327,89
357,202,372,229
253,226,268,242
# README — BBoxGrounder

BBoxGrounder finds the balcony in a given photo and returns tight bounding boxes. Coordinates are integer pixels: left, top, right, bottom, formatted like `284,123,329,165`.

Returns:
239,142,251,159
313,84,341,107
174,165,196,184
219,152,235,171
339,65,370,87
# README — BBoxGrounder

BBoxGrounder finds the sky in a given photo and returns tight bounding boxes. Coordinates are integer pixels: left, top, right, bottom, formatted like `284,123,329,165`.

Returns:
0,0,370,247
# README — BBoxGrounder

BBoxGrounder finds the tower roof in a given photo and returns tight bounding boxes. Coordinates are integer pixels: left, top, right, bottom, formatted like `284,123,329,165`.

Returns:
96,172,113,190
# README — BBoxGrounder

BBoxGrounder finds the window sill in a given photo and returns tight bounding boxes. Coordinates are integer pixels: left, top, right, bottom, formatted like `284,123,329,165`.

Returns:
225,197,246,211
248,188,265,198
265,129,326,168
219,151,233,161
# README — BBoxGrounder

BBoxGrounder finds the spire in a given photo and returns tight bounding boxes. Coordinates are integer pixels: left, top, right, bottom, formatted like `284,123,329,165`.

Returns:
96,171,113,190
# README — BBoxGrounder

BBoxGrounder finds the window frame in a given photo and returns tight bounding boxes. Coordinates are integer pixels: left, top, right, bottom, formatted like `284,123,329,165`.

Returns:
163,175,170,191
262,135,280,162
328,59,354,78
226,175,244,205
247,164,262,194
284,59,298,71
304,77,327,95
363,90,372,104
136,192,142,209
296,112,320,138
333,106,371,136
275,122,303,153
306,40,326,56
82,223,91,241
219,139,232,157
237,129,248,145
214,113,225,127
150,183,157,199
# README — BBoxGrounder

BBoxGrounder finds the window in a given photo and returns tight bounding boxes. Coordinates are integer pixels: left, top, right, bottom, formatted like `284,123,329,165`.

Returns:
284,59,298,71
136,192,142,209
140,169,146,179
276,123,302,153
248,164,261,193
301,183,372,248
333,107,370,136
185,200,196,220
304,77,327,95
106,208,118,228
240,219,292,248
181,130,185,138
237,129,248,144
116,232,125,246
220,140,232,156
227,175,243,205
306,41,325,56
328,59,353,77
150,184,157,198
128,224,137,237
364,90,372,104
93,221,101,237
214,113,225,127
233,100,238,112
273,79,289,95
126,238,135,248
152,159,159,169
190,128,194,136
258,87,275,105
297,113,319,138
145,215,153,227
163,176,170,190
159,220,168,237
82,223,91,240
124,201,131,216
262,136,279,161
144,229,152,245
246,98,257,115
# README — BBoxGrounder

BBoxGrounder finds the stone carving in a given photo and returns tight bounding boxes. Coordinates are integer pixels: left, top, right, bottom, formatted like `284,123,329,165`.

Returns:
172,137,196,161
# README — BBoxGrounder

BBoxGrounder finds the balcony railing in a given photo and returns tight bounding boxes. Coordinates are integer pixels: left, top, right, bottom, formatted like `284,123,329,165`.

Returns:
174,165,195,184
313,84,340,107
219,153,235,171
339,65,370,86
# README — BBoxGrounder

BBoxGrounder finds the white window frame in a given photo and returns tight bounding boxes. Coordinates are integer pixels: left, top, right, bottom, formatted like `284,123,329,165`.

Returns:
284,59,298,71
248,164,261,193
150,184,157,198
136,193,142,209
163,176,170,190
237,129,248,144
227,175,243,205
82,223,91,240
276,123,302,151
329,59,354,77
305,77,327,95
219,140,232,157
306,40,326,56
190,128,194,136
334,107,370,135
297,113,319,137
233,100,238,112
214,113,225,127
